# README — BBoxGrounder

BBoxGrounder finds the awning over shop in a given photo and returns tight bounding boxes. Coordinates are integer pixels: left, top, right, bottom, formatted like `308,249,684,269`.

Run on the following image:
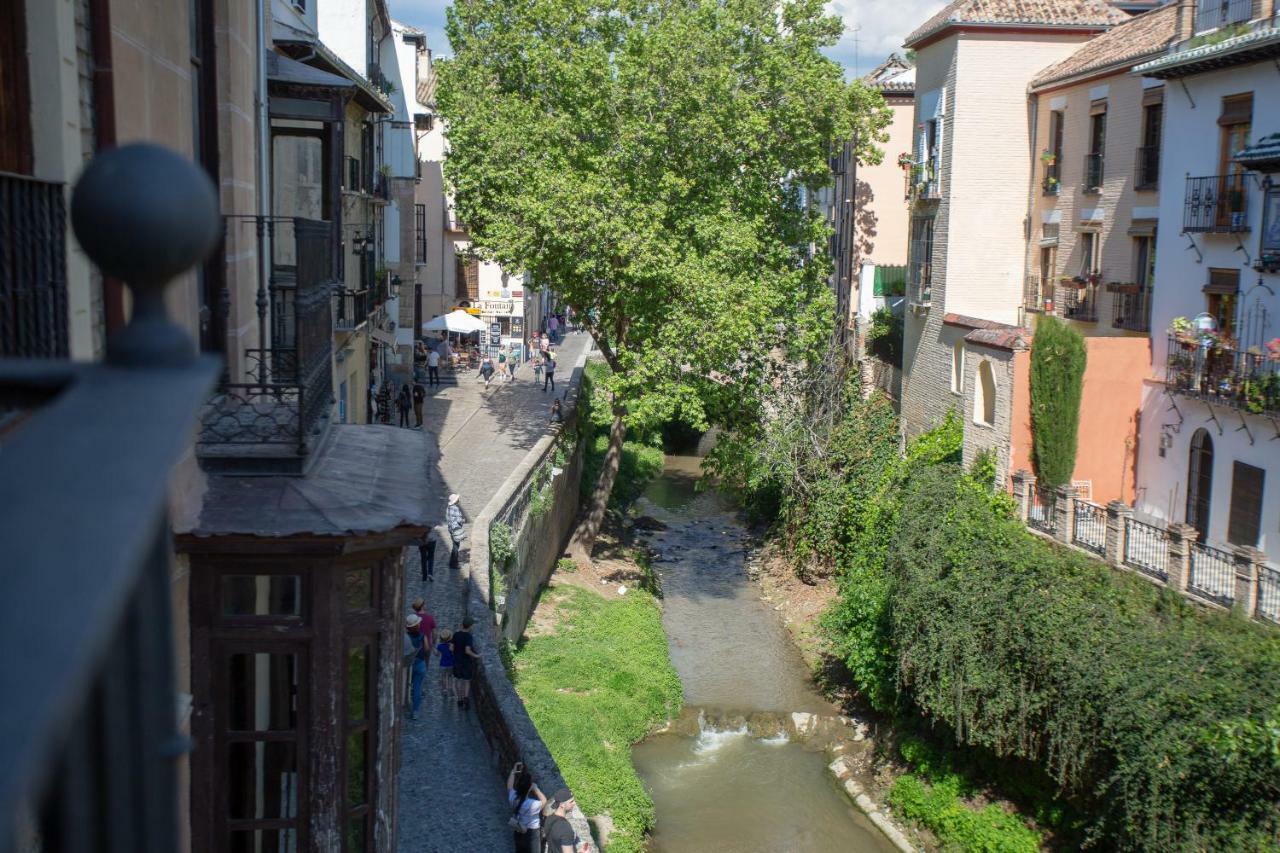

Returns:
423,310,487,333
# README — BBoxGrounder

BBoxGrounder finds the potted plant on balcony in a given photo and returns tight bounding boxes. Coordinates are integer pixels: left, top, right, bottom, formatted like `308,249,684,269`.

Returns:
1169,316,1197,348
1040,149,1056,166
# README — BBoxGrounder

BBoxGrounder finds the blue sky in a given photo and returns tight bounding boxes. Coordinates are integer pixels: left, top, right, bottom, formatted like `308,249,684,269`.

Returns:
388,0,945,79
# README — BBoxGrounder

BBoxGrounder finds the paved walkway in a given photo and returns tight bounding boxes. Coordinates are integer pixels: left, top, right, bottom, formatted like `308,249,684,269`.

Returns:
397,333,589,853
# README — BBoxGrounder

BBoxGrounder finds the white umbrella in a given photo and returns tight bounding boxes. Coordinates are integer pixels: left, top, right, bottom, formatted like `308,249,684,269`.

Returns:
422,310,486,333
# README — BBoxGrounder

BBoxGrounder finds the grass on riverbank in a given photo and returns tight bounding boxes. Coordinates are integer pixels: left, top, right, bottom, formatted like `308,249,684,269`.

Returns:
512,583,682,852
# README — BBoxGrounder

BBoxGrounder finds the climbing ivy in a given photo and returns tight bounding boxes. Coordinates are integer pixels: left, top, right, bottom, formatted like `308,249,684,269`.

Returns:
1029,315,1086,488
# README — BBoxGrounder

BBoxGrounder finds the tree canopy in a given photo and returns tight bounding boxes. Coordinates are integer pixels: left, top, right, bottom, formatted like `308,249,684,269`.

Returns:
437,0,890,550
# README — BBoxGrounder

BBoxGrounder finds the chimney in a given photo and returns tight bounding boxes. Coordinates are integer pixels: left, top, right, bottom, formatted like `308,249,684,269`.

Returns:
1174,0,1197,42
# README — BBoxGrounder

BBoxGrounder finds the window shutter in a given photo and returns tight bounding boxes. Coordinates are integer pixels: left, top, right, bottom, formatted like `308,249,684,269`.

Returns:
1204,268,1240,295
1218,93,1253,127
1227,461,1265,547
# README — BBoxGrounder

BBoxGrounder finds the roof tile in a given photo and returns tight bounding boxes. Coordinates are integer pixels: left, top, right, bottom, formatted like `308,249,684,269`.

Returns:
1031,4,1179,88
905,0,1127,47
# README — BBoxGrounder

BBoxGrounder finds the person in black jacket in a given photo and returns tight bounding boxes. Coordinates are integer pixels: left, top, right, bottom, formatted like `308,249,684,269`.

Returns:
397,383,412,428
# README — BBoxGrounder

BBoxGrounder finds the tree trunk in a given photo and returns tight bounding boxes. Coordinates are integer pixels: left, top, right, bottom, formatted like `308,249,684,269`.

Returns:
567,407,626,565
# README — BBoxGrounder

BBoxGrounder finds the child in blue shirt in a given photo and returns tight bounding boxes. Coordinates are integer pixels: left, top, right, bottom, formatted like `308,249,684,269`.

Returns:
436,629,456,700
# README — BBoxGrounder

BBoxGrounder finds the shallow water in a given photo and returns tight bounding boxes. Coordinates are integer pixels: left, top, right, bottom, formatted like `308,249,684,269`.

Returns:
632,457,897,853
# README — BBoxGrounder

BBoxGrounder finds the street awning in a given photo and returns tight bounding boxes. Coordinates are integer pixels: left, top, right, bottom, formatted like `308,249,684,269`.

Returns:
423,310,487,333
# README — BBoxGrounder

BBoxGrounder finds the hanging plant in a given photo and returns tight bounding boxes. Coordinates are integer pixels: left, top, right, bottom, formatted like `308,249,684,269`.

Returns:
897,152,915,170
1040,149,1057,165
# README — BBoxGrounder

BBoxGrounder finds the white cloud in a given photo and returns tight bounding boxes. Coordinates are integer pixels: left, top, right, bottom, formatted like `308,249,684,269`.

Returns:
825,0,948,75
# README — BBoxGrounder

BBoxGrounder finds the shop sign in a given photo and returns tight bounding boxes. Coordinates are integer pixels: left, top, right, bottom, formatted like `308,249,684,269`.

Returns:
478,299,516,315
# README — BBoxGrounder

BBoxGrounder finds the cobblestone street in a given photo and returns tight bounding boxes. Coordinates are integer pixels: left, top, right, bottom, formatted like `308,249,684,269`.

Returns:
396,333,588,852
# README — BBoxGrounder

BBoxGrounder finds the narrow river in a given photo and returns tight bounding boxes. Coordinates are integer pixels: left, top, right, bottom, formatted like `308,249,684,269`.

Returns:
630,456,898,853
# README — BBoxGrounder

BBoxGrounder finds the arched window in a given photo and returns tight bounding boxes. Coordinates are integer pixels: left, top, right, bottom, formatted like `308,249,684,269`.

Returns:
974,360,996,425
951,341,965,393
1185,428,1214,540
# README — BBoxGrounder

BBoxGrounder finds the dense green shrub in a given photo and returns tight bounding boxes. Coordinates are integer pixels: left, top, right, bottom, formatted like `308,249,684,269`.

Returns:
866,306,904,367
889,774,1042,853
513,585,682,852
579,360,665,508
1029,315,1086,487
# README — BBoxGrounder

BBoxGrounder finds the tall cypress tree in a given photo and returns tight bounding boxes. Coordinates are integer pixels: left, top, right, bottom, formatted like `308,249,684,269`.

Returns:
1030,315,1087,488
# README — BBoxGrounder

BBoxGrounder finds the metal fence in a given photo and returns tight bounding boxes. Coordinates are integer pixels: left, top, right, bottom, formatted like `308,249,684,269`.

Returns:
1259,566,1280,624
1184,174,1249,233
1072,499,1106,555
1111,288,1151,332
1195,0,1253,31
0,171,69,358
1124,517,1170,580
1189,542,1237,605
1028,487,1057,535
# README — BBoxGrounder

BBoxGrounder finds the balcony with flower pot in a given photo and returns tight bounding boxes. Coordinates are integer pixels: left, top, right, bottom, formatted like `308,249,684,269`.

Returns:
1057,274,1099,323
1166,321,1280,418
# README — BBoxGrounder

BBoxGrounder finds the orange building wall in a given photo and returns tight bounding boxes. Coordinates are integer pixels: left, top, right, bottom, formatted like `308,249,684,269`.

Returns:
1011,336,1148,505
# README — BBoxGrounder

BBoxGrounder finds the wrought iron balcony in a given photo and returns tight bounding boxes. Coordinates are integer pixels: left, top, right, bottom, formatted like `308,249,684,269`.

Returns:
1134,145,1159,190
1184,174,1249,233
1042,162,1061,196
1057,278,1099,323
198,217,336,472
1083,153,1104,192
335,288,370,331
1110,285,1152,332
1023,274,1048,314
1196,0,1253,32
1,171,69,358
1166,335,1280,418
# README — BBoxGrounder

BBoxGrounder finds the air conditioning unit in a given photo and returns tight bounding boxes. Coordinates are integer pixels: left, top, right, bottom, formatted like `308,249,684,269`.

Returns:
414,113,434,131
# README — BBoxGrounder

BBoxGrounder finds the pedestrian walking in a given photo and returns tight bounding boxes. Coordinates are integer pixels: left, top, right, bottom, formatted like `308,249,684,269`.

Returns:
543,353,556,393
405,614,429,720
547,313,559,343
435,628,456,699
377,380,392,424
532,350,545,385
397,383,412,428
507,763,547,853
411,598,436,648
479,355,495,386
543,788,587,853
446,493,465,569
412,380,426,428
427,347,440,386
417,528,437,582
506,346,518,381
451,615,481,710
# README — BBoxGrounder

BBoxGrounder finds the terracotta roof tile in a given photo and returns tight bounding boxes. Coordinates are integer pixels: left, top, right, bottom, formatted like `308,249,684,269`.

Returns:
905,0,1127,47
1031,4,1179,88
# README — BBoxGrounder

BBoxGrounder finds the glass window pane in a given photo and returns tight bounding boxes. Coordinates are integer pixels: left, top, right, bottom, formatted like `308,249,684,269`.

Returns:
229,829,297,853
346,730,367,808
346,644,369,723
228,741,298,820
229,653,298,731
346,815,367,853
222,575,301,618
344,567,373,611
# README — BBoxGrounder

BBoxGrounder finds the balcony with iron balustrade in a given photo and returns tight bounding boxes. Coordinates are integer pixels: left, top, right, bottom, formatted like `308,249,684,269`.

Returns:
1166,335,1280,419
1083,153,1104,193
1056,276,1099,323
1184,174,1249,233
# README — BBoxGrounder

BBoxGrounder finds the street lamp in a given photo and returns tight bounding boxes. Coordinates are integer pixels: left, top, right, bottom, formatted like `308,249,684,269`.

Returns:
390,275,402,298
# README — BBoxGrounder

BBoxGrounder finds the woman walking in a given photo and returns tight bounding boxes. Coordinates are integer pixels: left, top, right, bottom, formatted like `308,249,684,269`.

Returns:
506,762,547,853
479,354,495,386
506,346,518,382
451,615,481,709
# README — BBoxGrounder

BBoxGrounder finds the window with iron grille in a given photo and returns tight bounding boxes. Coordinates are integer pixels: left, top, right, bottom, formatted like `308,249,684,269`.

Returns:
415,204,427,264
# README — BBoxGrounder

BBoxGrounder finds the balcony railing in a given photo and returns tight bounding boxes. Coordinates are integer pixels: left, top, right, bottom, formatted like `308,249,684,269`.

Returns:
1166,335,1280,418
1023,274,1050,314
1,171,69,358
1134,145,1159,190
1042,162,1061,196
199,217,336,468
1125,517,1170,581
1057,279,1098,322
1083,153,1104,192
1190,541,1237,605
1195,0,1253,31
908,238,932,307
1184,174,1250,232
1110,286,1151,332
335,288,370,331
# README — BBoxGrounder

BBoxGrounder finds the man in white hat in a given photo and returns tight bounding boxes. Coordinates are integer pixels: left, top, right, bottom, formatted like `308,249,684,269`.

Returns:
446,494,466,570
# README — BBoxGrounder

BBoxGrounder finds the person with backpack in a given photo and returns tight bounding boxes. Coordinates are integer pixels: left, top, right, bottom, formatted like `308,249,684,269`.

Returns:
404,614,430,720
543,353,556,393
542,788,587,853
506,762,547,853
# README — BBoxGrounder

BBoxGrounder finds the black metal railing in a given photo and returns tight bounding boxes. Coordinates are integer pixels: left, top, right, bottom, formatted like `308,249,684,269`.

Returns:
0,144,220,853
1023,274,1047,313
1111,287,1151,331
0,172,69,358
1124,517,1169,580
1029,487,1058,535
1196,0,1253,31
1165,335,1280,418
1042,162,1061,195
1084,153,1104,192
1058,280,1098,322
1190,542,1237,604
909,238,932,306
334,288,370,331
1134,145,1159,190
1073,499,1107,555
373,172,390,201
1184,174,1250,232
199,218,335,460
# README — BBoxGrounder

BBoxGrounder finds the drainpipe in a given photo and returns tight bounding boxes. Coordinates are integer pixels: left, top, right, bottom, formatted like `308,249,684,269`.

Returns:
1023,93,1039,328
256,0,270,352
88,0,124,334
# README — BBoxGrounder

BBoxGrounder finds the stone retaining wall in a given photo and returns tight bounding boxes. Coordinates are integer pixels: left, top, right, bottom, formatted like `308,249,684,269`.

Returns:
457,347,600,851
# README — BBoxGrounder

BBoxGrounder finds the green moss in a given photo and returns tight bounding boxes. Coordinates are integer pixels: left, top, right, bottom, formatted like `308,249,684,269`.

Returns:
513,585,682,851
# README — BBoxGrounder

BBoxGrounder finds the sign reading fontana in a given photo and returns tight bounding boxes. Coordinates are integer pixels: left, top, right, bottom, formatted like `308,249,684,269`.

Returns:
478,299,516,315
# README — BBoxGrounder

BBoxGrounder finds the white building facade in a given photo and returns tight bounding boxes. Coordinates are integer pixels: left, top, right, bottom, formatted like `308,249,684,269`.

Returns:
1133,19,1280,565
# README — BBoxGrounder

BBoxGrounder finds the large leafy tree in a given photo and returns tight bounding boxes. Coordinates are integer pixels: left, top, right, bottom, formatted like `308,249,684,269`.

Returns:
437,0,890,558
